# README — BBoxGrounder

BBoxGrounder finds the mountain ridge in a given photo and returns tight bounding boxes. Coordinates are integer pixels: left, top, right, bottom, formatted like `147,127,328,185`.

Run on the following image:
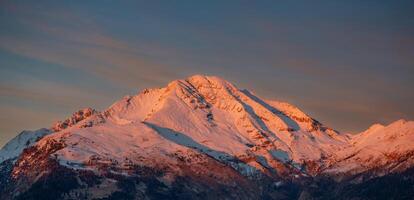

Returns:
1,74,413,200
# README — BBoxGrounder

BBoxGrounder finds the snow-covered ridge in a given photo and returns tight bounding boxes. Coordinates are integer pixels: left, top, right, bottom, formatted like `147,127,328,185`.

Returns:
1,75,413,179
323,119,414,176
0,107,103,163
0,128,51,163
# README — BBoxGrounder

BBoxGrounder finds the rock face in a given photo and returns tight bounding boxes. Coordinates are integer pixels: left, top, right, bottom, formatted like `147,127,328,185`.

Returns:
0,75,413,200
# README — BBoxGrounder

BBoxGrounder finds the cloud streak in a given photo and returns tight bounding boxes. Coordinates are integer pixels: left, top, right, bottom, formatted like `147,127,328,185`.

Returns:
0,5,183,89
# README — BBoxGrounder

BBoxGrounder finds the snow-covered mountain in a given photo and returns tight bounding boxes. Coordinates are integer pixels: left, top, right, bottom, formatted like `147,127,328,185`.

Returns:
1,75,413,200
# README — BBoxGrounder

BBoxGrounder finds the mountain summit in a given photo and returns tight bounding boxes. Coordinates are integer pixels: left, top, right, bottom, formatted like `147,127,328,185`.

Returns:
1,75,413,200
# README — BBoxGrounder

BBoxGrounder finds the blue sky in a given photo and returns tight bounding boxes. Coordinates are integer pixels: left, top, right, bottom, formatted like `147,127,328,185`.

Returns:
0,1,413,147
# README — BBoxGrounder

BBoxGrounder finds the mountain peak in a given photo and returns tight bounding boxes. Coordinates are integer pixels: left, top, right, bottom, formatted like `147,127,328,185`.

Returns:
1,75,413,200
183,74,235,90
186,74,214,82
64,75,347,167
360,119,411,135
186,74,225,82
363,123,385,134
389,119,408,126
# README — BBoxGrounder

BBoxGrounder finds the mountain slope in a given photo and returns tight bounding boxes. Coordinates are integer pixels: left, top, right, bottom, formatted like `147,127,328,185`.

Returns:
0,75,413,200
0,128,51,163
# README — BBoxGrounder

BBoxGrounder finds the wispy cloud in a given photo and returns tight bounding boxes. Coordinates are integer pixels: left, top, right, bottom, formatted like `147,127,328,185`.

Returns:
0,78,111,108
0,5,181,88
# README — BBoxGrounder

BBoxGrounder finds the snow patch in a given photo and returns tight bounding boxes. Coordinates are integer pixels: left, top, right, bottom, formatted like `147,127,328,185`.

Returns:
269,149,290,163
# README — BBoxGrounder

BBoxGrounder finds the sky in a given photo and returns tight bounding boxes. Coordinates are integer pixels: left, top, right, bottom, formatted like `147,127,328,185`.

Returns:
0,1,413,147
